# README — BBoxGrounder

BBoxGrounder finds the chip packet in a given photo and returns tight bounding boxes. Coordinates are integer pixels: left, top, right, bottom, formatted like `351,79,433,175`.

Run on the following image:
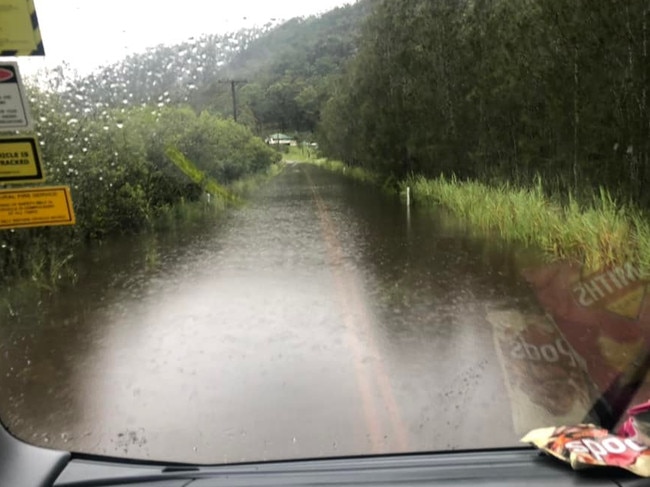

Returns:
521,424,650,477
618,399,650,446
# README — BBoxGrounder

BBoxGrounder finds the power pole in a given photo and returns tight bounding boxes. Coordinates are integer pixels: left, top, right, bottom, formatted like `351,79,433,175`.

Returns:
218,79,247,123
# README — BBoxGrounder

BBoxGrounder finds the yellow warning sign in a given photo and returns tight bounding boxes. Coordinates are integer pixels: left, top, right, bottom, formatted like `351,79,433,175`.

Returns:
0,186,75,229
0,136,44,183
0,0,45,56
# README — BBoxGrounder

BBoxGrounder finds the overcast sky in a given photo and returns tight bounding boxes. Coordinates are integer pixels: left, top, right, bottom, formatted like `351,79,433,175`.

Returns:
20,0,354,76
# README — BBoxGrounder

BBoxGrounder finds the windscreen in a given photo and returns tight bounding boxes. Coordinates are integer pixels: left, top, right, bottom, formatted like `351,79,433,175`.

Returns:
0,0,649,465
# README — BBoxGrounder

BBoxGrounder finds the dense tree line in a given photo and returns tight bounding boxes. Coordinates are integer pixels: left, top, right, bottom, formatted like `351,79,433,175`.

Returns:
318,0,650,206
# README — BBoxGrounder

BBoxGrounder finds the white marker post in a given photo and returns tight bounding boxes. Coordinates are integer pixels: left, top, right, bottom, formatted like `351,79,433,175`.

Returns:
406,186,412,234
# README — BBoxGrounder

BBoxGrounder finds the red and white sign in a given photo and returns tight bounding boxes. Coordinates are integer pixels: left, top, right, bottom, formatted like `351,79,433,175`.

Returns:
0,62,32,131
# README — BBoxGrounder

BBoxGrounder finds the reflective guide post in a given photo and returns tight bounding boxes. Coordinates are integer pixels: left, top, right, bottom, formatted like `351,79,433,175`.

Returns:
0,0,45,56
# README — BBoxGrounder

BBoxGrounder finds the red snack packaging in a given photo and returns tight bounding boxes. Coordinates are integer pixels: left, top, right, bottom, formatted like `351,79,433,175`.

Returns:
522,261,650,422
618,399,650,446
522,424,650,476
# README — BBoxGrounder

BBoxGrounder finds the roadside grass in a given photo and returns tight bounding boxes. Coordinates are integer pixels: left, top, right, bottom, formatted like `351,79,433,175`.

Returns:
155,158,287,231
403,174,649,273
306,158,389,188
279,145,319,163
152,197,226,232
230,162,286,196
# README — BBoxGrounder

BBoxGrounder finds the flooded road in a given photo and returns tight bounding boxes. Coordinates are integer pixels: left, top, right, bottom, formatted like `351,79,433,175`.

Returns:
0,164,599,463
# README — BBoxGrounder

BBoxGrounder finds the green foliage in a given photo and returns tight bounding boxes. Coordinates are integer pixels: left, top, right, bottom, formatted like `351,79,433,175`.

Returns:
186,1,372,134
281,145,318,163
0,87,280,288
318,0,650,207
164,146,240,203
229,162,286,197
406,175,646,272
308,158,389,188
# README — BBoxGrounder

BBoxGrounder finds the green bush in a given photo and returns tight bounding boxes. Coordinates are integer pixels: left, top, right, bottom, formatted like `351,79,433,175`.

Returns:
0,88,281,288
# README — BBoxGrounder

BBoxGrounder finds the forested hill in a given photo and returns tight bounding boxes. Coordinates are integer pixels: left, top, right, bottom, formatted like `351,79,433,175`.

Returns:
60,1,371,136
193,1,372,133
62,27,267,111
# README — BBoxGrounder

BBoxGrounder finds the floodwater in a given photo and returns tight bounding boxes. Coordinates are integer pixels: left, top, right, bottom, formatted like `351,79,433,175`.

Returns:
0,163,629,464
